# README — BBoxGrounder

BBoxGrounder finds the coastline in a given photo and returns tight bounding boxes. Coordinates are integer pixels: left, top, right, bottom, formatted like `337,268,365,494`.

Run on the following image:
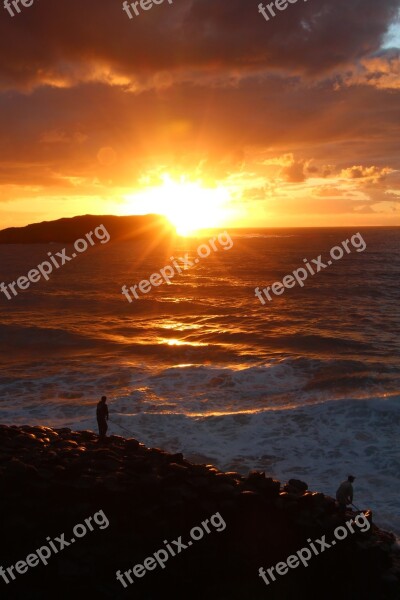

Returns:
1,424,399,599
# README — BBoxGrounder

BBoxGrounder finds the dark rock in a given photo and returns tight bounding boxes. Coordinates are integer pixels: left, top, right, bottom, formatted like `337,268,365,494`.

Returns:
188,476,210,490
225,471,242,480
239,490,263,506
209,483,237,498
7,458,39,478
284,478,308,494
125,438,140,450
1,423,399,600
169,452,184,463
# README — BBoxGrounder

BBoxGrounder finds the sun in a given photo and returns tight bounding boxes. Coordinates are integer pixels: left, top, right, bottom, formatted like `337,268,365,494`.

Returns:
123,175,231,236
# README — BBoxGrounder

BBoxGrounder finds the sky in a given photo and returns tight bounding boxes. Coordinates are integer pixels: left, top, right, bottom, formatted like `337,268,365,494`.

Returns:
0,0,400,231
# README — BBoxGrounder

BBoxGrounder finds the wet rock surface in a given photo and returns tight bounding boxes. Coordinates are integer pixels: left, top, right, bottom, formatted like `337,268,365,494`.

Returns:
1,424,399,599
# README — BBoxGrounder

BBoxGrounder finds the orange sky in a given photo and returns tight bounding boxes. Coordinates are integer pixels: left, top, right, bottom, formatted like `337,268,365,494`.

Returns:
0,0,400,230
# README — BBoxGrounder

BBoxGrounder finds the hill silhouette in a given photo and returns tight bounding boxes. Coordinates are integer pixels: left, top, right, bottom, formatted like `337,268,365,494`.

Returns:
0,214,175,244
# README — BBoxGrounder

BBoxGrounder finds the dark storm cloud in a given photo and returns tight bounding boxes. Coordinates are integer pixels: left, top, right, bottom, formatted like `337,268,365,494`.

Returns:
0,0,399,89
182,0,400,74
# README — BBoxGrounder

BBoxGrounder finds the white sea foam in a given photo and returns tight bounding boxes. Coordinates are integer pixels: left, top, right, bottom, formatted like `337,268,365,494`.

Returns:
2,392,399,535
113,395,400,535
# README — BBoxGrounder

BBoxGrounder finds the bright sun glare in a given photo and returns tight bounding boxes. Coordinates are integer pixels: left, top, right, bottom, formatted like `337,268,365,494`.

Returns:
123,175,231,236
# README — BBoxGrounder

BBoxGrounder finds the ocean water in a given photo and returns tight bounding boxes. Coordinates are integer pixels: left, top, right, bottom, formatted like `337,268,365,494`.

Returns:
0,227,399,534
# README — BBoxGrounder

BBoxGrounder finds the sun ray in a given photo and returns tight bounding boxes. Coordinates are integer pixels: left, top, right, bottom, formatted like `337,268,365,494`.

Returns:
123,174,231,236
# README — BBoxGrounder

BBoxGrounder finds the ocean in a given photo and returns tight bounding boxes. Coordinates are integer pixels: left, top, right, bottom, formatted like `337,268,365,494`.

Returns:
0,226,399,533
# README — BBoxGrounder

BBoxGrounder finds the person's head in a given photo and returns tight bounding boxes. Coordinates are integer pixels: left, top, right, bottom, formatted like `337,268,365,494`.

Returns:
101,396,107,403
348,475,355,483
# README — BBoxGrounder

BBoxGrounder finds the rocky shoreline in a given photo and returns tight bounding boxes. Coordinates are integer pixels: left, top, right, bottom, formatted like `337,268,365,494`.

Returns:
1,424,399,599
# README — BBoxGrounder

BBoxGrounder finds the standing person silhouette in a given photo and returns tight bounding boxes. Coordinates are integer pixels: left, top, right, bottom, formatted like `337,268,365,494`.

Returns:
96,396,109,442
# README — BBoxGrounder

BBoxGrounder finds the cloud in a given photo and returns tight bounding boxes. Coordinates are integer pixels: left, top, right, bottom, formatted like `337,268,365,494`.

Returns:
0,0,400,226
0,0,399,90
339,48,400,89
313,186,350,197
280,158,311,183
340,165,394,182
39,129,88,144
